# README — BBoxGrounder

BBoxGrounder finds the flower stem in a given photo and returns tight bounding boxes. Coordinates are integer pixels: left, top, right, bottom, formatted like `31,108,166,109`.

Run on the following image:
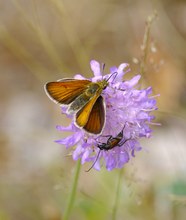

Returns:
111,169,123,220
63,159,81,220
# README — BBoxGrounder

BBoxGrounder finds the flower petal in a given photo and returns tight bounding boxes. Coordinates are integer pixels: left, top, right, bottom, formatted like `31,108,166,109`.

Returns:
55,132,82,148
52,60,158,171
120,75,141,89
90,60,101,77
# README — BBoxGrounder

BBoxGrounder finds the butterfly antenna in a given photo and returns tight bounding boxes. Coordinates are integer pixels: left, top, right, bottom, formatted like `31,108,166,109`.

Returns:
100,63,105,81
102,63,105,73
85,149,101,172
106,71,118,83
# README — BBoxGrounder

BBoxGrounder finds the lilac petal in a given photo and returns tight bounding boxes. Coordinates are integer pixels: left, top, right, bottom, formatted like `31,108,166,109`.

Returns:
131,142,142,157
131,149,136,157
118,151,129,168
110,66,118,73
149,115,155,120
144,99,157,109
55,132,82,148
117,63,129,75
137,112,149,120
56,123,76,132
121,75,141,89
61,106,68,113
131,90,146,102
73,143,83,160
105,154,117,171
90,60,101,77
81,149,91,164
146,87,152,95
91,75,103,82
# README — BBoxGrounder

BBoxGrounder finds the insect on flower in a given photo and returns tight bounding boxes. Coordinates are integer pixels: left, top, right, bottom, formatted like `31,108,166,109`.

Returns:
48,60,158,171
44,71,117,135
86,124,132,171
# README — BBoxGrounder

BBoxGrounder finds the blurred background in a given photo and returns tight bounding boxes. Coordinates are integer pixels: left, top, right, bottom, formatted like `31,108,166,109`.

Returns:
0,0,186,219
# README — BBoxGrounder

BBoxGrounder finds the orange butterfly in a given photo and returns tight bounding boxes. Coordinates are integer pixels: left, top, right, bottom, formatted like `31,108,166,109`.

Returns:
45,75,114,134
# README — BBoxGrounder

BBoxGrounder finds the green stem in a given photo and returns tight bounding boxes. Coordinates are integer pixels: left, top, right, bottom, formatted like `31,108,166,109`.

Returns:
111,169,123,220
63,159,81,220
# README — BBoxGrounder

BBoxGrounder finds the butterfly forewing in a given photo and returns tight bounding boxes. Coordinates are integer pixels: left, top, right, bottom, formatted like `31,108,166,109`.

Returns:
75,92,100,128
45,79,91,105
78,96,105,134
85,96,105,134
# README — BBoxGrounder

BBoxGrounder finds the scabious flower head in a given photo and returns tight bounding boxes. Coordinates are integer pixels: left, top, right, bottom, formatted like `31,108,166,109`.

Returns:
56,60,157,171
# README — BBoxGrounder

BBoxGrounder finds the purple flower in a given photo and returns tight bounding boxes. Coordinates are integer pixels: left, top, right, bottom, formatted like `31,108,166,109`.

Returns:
56,60,158,171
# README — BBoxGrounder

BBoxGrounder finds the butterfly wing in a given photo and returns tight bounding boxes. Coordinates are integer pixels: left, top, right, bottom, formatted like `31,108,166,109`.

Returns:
45,79,91,105
76,96,105,134
84,96,105,134
75,92,99,127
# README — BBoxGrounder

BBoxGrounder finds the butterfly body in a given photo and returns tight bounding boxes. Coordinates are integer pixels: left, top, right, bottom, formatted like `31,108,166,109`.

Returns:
68,80,108,113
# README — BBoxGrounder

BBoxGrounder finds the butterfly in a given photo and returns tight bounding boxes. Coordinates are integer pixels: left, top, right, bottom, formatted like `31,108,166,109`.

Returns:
44,74,116,134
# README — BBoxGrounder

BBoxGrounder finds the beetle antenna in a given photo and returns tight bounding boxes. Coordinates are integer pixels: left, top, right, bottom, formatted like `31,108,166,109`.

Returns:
85,149,101,172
